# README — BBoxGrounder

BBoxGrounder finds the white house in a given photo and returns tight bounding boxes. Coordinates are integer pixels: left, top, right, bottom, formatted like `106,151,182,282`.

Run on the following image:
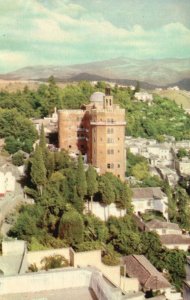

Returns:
160,235,190,251
0,171,15,197
134,92,153,103
175,157,190,176
145,219,182,235
132,187,168,220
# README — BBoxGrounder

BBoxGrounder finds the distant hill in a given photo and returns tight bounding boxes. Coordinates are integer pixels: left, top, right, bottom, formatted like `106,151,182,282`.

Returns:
0,57,190,89
154,89,190,109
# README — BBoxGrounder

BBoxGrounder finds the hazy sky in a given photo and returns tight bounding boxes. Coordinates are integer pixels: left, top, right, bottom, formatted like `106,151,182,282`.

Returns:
0,0,190,73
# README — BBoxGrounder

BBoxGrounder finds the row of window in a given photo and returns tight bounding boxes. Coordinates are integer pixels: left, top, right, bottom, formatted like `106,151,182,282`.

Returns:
107,163,121,169
93,137,121,143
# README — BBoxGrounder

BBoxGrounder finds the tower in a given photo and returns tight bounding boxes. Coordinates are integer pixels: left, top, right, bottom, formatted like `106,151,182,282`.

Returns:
90,88,126,179
58,88,126,180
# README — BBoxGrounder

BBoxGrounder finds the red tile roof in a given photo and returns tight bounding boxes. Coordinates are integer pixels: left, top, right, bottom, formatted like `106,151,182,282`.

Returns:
122,255,171,291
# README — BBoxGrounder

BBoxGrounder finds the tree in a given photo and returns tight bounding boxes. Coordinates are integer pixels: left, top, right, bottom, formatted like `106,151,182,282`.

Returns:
98,174,115,219
31,145,47,194
164,249,186,291
71,185,84,213
76,154,87,199
59,209,84,245
131,161,149,181
39,124,47,155
175,187,190,230
86,165,98,212
140,232,166,270
117,183,133,214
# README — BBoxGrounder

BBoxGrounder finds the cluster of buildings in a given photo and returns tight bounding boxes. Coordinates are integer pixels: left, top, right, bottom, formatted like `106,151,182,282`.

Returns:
2,87,189,299
126,136,190,184
0,240,183,300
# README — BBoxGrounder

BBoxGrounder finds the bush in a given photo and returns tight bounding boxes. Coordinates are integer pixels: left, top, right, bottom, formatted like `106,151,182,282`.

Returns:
12,151,25,166
102,253,120,266
41,254,69,270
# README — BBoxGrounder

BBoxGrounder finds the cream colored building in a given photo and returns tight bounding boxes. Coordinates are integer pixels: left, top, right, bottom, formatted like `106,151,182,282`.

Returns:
175,157,190,176
132,187,168,220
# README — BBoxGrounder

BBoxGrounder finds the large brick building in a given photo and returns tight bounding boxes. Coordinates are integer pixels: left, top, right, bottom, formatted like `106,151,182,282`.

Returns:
58,88,126,179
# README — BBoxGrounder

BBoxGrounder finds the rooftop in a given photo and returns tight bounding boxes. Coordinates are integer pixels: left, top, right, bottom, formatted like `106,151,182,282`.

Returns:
146,219,180,231
122,255,171,290
2,287,97,300
160,234,190,245
132,187,165,200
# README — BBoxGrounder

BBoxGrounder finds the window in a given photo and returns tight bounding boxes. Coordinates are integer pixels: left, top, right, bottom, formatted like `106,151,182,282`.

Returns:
107,128,114,134
69,145,72,149
118,164,120,168
107,163,114,169
107,149,114,155
107,138,114,143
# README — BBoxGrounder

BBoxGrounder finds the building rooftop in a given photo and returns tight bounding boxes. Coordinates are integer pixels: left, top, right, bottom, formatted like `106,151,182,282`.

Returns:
2,287,97,300
132,187,164,200
122,255,171,291
146,219,180,231
160,234,190,245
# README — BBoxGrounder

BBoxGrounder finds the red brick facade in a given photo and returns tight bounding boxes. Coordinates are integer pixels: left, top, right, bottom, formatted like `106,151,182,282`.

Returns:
58,91,126,180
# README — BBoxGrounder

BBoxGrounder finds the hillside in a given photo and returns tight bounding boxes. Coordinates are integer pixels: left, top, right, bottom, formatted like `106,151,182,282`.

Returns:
0,57,190,89
154,89,190,109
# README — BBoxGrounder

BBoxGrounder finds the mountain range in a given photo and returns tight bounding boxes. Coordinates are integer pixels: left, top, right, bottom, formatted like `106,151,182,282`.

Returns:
0,57,190,90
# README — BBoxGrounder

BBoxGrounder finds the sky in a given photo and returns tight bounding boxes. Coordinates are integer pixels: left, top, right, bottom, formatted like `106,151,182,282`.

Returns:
0,0,190,73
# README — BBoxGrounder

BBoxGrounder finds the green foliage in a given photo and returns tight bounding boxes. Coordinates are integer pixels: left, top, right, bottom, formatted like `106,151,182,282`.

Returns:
31,146,47,192
126,150,148,177
177,148,189,159
0,108,37,153
131,161,149,181
12,151,25,166
164,249,186,291
59,209,84,245
175,187,190,230
5,136,22,154
98,173,115,206
75,241,102,252
140,175,163,187
102,255,119,266
86,165,98,198
76,154,87,199
140,232,166,270
83,214,109,243
8,204,45,243
41,254,69,270
107,216,141,255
